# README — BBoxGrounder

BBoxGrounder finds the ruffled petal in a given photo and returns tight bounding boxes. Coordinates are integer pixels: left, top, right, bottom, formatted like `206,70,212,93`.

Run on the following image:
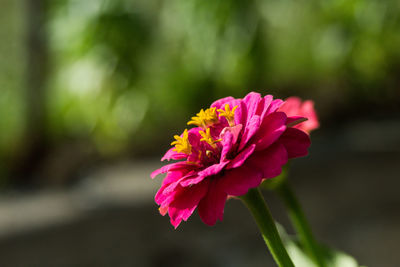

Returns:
198,161,229,178
253,112,287,151
239,115,261,150
180,173,206,187
160,169,189,187
161,148,188,161
159,206,168,216
246,143,288,179
210,96,236,109
197,179,227,225
155,171,191,206
259,94,273,119
278,127,311,158
279,97,301,116
234,101,247,126
278,97,319,134
220,124,242,145
297,100,319,133
151,162,193,179
242,92,262,117
266,99,284,114
220,125,244,162
168,180,210,228
155,188,176,207
226,144,255,169
220,128,234,162
219,164,263,196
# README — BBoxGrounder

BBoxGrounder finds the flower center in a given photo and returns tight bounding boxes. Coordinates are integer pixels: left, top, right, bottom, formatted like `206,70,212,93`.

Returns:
199,128,222,149
170,104,239,163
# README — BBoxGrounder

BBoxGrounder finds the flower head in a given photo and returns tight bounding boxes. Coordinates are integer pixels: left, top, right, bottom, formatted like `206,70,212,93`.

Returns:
151,92,311,228
278,97,319,134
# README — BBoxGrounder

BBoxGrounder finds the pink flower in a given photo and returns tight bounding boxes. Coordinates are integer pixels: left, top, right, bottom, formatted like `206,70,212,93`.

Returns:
151,92,311,228
278,97,319,134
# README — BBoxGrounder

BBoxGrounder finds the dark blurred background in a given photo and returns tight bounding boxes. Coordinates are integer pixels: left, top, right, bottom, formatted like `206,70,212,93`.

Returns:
0,0,399,266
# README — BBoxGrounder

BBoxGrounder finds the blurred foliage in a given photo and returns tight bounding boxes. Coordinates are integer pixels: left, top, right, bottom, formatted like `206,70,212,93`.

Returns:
1,0,400,180
0,0,26,181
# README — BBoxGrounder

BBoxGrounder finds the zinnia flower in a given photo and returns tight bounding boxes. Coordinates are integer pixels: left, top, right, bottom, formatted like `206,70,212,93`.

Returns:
278,97,319,134
151,92,311,228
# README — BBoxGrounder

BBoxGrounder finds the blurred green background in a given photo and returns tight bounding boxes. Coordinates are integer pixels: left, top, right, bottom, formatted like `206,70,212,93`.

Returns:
1,0,400,186
0,1,400,266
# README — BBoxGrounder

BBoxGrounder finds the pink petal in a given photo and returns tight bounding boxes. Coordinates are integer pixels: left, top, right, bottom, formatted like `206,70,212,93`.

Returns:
160,169,189,186
155,175,183,206
161,148,188,161
219,165,263,196
210,96,236,109
242,92,262,117
239,93,275,126
278,127,311,158
163,173,194,195
159,206,168,216
168,180,210,228
220,129,234,161
197,179,227,225
198,161,229,178
297,100,319,133
266,99,284,115
259,94,273,119
188,127,202,145
239,115,261,150
246,143,288,179
220,124,243,146
220,124,244,162
279,97,319,134
234,101,247,125
253,112,287,151
155,183,177,206
279,97,301,116
150,161,196,179
155,171,197,206
155,189,175,207
226,144,256,169
180,173,206,187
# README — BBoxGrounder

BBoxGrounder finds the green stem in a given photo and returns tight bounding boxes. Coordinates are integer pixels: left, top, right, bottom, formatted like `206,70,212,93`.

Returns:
240,188,294,267
277,181,326,267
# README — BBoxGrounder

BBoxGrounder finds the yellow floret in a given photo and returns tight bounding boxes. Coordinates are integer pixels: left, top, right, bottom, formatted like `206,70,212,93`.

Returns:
199,128,221,148
187,107,219,128
217,104,238,126
171,129,192,154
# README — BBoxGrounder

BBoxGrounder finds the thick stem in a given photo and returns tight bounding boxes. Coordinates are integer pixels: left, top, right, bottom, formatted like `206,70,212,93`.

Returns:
240,188,294,267
277,181,326,267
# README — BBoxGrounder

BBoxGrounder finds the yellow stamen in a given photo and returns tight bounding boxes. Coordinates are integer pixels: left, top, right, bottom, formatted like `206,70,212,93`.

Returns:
171,129,192,154
199,128,221,148
187,107,219,128
217,104,238,126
